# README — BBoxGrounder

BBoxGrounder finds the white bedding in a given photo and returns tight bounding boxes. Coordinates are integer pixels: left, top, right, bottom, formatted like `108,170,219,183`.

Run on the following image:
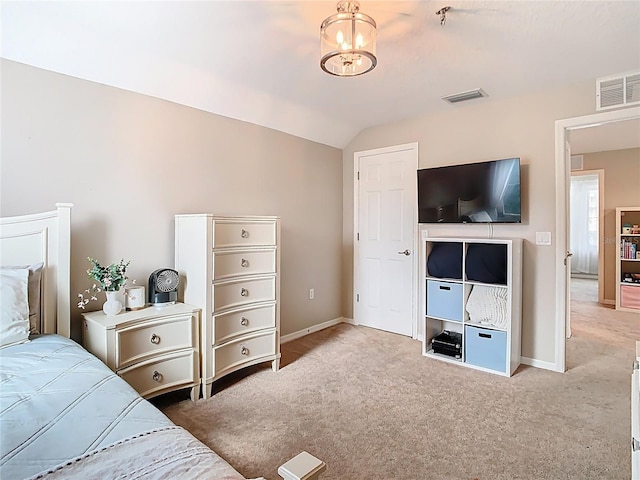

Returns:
0,335,249,480
26,426,254,480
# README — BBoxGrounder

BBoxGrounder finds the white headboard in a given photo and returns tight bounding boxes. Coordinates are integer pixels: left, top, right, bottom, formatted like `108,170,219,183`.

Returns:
0,204,72,337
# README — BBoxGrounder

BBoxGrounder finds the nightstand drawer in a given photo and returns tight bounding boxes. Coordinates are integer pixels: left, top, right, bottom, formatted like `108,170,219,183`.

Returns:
116,313,196,369
214,221,276,248
213,249,276,280
213,276,276,312
118,350,197,399
214,331,276,378
214,303,276,344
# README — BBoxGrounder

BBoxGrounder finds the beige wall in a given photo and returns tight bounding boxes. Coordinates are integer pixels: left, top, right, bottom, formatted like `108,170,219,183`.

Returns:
3,58,636,368
343,80,607,365
1,60,343,340
580,148,640,302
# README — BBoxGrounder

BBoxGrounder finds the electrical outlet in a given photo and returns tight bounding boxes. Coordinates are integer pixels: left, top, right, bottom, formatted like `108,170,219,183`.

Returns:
309,288,315,300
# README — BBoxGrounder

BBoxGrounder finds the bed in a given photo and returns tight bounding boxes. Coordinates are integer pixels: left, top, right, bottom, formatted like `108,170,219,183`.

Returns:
0,205,323,480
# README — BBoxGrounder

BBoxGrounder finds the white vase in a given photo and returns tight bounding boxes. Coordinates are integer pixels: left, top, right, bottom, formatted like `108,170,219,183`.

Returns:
103,290,123,316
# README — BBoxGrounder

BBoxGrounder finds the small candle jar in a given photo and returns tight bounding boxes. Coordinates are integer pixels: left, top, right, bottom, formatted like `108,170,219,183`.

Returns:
125,285,146,311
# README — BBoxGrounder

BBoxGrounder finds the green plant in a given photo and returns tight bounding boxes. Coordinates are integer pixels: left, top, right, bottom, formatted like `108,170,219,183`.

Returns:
86,257,130,291
77,257,130,309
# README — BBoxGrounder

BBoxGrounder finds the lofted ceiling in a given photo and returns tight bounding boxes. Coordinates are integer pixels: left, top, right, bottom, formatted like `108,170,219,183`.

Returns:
1,1,640,149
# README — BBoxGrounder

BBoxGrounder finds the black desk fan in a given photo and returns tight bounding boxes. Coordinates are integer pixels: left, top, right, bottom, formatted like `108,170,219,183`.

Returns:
148,268,179,306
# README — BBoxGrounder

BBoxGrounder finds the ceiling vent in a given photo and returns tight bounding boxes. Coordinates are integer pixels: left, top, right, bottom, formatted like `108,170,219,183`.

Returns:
596,71,640,111
442,88,488,104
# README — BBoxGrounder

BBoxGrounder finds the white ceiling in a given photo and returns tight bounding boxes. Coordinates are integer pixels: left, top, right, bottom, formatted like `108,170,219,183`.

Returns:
570,119,640,155
2,1,640,149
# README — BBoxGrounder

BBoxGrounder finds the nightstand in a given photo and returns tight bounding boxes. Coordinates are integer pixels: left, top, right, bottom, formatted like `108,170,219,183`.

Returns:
82,303,201,401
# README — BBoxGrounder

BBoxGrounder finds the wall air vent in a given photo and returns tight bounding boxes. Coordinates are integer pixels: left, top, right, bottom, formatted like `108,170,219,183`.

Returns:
442,88,488,104
570,155,584,171
596,71,640,111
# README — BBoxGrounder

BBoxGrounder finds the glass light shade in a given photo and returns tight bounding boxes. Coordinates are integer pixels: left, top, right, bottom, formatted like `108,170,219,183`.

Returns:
320,2,377,77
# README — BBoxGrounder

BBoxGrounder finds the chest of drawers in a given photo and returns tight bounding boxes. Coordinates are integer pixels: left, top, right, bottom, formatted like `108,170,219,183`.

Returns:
82,303,200,401
175,214,281,399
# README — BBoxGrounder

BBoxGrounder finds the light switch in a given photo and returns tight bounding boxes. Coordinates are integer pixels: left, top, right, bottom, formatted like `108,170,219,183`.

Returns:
536,232,552,246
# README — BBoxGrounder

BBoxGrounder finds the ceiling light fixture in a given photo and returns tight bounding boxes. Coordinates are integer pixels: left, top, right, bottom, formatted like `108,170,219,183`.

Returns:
320,1,377,77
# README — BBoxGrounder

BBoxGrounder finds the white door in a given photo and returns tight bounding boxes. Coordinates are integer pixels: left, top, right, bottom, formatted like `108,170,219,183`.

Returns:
632,364,640,480
565,140,573,340
354,143,418,337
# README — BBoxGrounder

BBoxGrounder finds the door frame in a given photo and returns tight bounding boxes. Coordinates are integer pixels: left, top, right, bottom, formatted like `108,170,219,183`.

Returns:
554,106,640,372
353,142,419,338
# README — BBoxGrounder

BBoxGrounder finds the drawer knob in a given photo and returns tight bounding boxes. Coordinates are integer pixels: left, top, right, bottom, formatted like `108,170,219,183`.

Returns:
241,229,249,238
240,317,249,326
241,346,249,356
152,370,162,382
241,258,249,268
241,288,249,297
150,334,161,344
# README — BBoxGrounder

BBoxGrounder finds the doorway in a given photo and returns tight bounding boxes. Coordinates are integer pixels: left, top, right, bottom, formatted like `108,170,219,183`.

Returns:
353,142,418,337
554,106,640,372
570,170,604,296
568,169,605,338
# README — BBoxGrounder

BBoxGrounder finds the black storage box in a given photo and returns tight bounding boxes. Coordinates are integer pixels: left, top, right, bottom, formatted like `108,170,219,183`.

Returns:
431,330,462,358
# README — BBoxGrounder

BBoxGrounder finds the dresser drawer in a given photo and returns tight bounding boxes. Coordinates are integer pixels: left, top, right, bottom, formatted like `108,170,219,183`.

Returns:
115,313,196,369
118,350,197,399
214,331,276,378
213,276,276,312
213,249,276,280
214,221,276,248
214,303,276,345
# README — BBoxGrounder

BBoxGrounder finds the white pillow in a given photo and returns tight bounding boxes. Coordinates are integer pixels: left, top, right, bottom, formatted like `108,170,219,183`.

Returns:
1,262,44,333
0,268,31,348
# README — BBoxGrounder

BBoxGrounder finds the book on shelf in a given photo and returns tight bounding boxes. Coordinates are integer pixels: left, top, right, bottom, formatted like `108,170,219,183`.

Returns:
621,239,638,259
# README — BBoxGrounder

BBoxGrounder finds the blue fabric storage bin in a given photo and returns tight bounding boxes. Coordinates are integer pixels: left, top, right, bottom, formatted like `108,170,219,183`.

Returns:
464,325,507,372
426,280,463,322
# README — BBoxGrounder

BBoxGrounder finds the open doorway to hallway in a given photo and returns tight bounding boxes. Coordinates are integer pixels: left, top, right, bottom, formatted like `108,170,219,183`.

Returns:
569,170,603,308
565,122,640,368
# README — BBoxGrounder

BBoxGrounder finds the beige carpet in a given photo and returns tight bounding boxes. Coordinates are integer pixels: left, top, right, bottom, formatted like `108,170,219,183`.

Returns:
155,289,638,480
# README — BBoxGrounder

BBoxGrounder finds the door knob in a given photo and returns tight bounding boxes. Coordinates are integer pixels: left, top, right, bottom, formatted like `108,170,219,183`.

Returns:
564,251,573,266
397,249,411,256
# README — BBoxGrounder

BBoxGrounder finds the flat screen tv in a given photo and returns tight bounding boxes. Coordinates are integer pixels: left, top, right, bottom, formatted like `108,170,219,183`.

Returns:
417,157,521,223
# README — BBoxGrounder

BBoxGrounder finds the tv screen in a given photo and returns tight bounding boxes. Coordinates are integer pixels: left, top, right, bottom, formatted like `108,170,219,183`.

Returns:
417,158,521,223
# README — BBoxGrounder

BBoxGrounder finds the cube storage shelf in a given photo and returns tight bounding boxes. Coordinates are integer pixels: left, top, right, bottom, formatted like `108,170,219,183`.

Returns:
616,207,640,313
420,235,523,376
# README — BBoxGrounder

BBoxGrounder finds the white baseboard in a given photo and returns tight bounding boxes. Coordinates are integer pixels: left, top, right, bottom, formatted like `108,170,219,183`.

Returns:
281,317,346,344
342,317,355,325
521,356,562,372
